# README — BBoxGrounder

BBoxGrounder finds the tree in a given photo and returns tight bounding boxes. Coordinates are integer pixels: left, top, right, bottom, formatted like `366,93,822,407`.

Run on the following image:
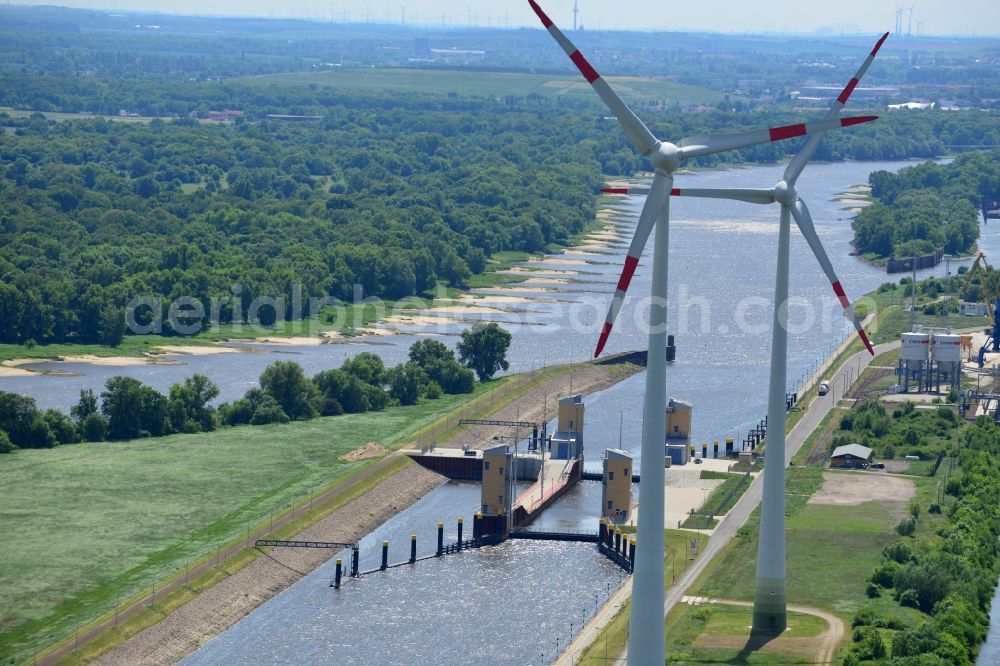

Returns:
259,361,317,421
167,374,219,432
457,322,512,381
43,409,79,445
71,388,99,425
341,353,386,386
314,368,370,414
387,362,427,406
80,412,109,441
101,376,168,439
98,305,126,347
408,339,453,368
0,391,52,448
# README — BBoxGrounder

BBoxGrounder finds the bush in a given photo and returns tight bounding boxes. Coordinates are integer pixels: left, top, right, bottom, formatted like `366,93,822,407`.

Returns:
871,560,899,587
896,517,917,536
866,581,882,598
898,588,920,608
0,430,14,453
317,397,344,417
928,502,942,514
883,540,914,564
250,402,290,425
80,413,109,441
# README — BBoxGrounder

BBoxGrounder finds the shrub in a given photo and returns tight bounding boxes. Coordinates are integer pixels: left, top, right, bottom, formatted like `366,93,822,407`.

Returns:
883,540,914,564
80,413,108,441
0,430,14,453
871,560,899,587
928,502,942,514
898,588,920,608
866,581,882,598
896,517,917,536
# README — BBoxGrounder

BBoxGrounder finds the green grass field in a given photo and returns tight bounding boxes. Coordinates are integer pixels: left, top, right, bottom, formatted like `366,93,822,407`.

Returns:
0,386,487,662
241,68,725,105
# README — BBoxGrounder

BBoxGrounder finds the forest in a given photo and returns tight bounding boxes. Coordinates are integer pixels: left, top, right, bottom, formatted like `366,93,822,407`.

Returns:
3,102,999,345
852,151,1000,260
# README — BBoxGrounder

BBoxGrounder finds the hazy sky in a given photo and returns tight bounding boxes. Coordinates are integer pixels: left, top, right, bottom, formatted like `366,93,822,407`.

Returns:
20,0,1000,36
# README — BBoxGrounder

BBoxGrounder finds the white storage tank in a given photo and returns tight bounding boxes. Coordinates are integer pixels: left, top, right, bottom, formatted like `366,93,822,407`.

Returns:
931,333,962,364
901,332,931,363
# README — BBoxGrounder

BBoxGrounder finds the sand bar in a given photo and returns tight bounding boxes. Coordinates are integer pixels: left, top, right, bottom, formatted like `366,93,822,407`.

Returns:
155,345,242,356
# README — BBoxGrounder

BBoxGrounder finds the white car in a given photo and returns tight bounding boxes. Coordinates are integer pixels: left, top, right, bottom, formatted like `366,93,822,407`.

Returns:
818,381,830,396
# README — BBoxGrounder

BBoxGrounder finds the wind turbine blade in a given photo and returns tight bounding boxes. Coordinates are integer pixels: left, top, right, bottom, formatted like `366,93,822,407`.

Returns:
789,199,875,355
528,0,659,156
784,32,889,184
602,185,652,196
830,32,890,115
669,187,775,205
678,116,877,160
595,172,672,357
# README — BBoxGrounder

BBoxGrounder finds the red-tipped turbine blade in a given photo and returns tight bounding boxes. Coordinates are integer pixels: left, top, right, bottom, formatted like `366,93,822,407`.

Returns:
789,199,874,356
784,32,888,184
677,115,877,160
594,172,673,357
668,187,775,205
528,1,659,156
602,186,651,196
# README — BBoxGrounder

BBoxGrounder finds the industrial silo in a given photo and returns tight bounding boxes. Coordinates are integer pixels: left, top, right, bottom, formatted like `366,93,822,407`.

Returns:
900,331,930,392
931,333,962,390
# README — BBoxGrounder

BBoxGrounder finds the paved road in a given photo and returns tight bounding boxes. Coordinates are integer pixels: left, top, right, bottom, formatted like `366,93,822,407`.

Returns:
600,338,897,664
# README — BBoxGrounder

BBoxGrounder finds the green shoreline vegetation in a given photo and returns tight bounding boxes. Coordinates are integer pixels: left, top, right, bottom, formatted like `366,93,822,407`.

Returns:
853,151,999,263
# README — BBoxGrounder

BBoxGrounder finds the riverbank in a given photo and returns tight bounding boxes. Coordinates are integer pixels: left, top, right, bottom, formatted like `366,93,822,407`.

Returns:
0,200,627,369
26,355,642,665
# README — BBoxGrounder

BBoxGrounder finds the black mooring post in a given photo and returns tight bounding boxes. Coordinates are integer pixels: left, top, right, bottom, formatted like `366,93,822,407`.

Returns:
629,539,636,570
614,528,621,554
410,534,417,563
351,545,359,577
333,558,342,589
436,522,444,556
381,541,389,571
457,516,463,551
473,512,483,543
598,519,607,551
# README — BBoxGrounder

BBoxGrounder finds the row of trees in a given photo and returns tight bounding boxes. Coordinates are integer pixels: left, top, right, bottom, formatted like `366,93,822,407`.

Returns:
853,151,1000,260
0,324,510,451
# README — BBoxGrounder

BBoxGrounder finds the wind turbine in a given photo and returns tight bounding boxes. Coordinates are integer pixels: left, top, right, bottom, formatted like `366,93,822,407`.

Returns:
527,2,877,663
606,32,887,633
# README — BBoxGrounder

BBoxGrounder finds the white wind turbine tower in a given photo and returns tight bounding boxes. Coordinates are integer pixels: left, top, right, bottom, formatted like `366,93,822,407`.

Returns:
527,2,878,662
606,32,887,633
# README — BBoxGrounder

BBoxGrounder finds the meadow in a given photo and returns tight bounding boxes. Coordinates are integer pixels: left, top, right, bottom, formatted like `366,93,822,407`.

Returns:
242,67,725,105
0,385,487,661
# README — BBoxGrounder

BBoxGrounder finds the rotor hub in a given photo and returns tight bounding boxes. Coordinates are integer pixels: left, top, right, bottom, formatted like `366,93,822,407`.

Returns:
650,142,681,174
774,180,796,206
